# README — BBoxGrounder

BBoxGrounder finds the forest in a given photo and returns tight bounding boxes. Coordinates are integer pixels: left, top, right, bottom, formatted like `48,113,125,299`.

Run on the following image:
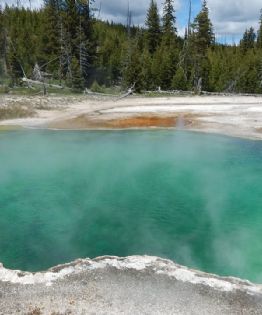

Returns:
0,0,262,94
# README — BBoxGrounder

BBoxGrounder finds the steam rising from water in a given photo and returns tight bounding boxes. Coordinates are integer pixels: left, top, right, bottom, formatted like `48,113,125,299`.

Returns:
176,115,185,129
0,130,261,282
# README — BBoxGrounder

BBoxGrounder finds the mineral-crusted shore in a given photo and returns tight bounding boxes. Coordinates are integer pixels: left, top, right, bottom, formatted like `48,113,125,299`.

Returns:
1,256,262,314
1,95,262,140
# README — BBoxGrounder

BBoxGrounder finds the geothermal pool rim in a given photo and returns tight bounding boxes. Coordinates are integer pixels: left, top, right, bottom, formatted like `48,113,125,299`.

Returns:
0,255,262,293
1,256,262,314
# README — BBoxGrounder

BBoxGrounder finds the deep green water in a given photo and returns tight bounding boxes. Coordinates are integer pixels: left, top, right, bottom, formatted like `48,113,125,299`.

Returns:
0,130,261,282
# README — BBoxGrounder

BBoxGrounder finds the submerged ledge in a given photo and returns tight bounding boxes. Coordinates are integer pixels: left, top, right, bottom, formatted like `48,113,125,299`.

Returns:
1,256,262,314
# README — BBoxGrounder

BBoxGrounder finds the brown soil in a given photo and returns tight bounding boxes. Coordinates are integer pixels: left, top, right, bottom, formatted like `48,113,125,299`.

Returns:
48,114,199,129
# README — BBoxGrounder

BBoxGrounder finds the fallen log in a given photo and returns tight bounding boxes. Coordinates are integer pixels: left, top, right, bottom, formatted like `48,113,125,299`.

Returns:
22,78,63,89
83,89,117,97
144,89,194,95
143,89,262,97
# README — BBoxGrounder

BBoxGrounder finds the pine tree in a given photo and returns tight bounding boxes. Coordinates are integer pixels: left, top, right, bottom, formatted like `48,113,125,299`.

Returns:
8,49,24,86
58,0,95,88
172,67,187,90
71,55,84,90
0,6,6,77
192,0,214,54
154,44,177,89
257,9,262,48
240,27,256,53
40,0,61,75
151,48,162,88
162,0,177,44
6,7,25,85
64,0,78,50
77,0,95,84
191,0,214,92
145,0,161,54
123,40,143,91
59,0,79,86
140,48,152,90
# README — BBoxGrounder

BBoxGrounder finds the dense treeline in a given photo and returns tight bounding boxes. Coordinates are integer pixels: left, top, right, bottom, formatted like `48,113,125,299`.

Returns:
0,0,262,93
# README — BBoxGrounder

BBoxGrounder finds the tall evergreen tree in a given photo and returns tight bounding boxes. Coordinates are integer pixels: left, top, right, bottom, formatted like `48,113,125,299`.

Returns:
162,0,177,44
145,0,161,54
191,0,214,92
77,0,95,84
123,41,143,91
140,48,152,90
240,27,256,52
0,6,6,76
172,67,187,90
257,9,262,48
192,0,214,54
58,0,94,87
64,0,79,53
40,0,61,75
6,7,26,84
71,55,84,90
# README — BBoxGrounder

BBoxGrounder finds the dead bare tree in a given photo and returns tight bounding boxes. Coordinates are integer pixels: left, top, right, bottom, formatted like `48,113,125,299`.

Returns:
187,0,192,36
32,63,42,81
196,77,202,94
78,12,90,81
127,1,132,63
23,60,63,94
116,82,136,101
224,69,247,93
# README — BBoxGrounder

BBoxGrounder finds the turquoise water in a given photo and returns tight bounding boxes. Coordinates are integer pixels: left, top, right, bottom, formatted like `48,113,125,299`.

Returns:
0,130,261,282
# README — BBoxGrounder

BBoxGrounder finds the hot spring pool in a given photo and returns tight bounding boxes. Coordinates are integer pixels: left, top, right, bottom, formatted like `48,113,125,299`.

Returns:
0,130,261,282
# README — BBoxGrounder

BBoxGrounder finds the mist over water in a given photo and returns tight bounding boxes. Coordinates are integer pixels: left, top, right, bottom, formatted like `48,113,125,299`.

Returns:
0,130,261,282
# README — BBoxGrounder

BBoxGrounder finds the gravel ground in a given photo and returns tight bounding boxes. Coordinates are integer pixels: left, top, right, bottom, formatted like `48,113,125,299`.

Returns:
1,256,262,315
